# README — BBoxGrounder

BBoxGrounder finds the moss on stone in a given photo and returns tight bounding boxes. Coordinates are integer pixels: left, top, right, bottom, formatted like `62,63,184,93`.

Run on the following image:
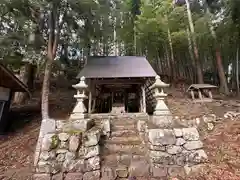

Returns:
66,129,83,135
50,135,59,149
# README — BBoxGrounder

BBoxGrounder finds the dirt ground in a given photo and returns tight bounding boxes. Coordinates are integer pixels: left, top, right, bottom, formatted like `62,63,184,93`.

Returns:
0,86,240,179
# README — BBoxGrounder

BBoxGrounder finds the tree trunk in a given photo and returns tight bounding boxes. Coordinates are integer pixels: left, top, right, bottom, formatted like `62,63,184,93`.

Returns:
13,63,35,104
185,0,204,84
236,46,239,95
167,27,175,80
205,5,229,94
41,58,53,119
215,47,229,94
186,28,195,83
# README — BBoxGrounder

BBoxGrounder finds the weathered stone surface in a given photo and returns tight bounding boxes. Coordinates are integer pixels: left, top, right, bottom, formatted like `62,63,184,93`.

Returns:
40,151,51,161
56,153,65,162
83,170,100,180
41,119,56,135
72,119,93,132
101,166,116,180
137,120,146,132
69,135,80,152
33,174,51,180
183,141,203,150
166,145,183,155
189,150,208,163
173,129,183,137
182,128,199,141
83,129,101,147
102,119,111,135
149,144,166,151
84,145,100,159
84,156,100,172
151,166,168,177
150,151,173,165
168,166,185,177
37,161,51,173
116,165,128,178
65,173,83,180
175,138,186,146
58,133,70,141
50,161,61,174
42,134,58,151
79,147,85,157
56,120,67,130
63,159,84,172
56,149,68,154
174,155,186,166
49,151,57,159
52,173,63,180
66,152,76,161
151,115,172,128
149,129,176,146
129,160,150,177
60,141,68,149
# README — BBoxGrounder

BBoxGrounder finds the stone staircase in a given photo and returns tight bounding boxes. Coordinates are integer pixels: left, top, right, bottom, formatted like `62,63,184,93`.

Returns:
100,116,150,179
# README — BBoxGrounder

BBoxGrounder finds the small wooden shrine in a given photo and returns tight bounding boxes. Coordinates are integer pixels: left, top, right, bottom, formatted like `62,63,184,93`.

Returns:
76,56,157,114
187,84,217,102
0,63,30,133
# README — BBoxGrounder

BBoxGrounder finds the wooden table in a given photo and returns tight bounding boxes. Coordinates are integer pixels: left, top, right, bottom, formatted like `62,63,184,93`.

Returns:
187,84,217,102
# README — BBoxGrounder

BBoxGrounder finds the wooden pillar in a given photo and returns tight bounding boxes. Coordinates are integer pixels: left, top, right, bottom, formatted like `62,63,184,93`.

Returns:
198,90,203,100
208,90,213,99
190,90,195,100
141,86,146,113
88,91,92,114
140,92,143,112
92,98,96,113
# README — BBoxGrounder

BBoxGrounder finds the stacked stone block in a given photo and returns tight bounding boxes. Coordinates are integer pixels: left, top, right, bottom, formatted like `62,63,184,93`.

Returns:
147,128,207,179
34,122,107,180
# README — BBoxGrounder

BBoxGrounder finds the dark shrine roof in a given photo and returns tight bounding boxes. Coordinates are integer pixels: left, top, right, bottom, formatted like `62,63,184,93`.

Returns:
77,56,157,79
0,63,30,94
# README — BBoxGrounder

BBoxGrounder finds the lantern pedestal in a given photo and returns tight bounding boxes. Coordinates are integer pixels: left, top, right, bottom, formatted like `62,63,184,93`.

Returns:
150,76,172,128
69,77,93,132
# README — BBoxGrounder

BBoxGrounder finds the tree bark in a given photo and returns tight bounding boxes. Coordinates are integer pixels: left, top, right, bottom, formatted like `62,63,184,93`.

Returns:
205,5,229,94
215,47,229,94
41,3,62,119
41,58,53,119
236,46,239,95
13,63,35,104
185,0,204,84
167,27,175,80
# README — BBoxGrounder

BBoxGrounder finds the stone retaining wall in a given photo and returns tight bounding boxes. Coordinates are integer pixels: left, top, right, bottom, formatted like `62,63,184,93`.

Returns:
33,118,110,180
138,117,208,179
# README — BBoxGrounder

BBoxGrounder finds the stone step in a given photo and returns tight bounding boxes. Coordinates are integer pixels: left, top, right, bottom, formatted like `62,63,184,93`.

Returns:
111,119,137,125
109,136,141,144
104,139,142,145
101,159,150,179
111,130,138,137
102,144,146,154
101,154,147,167
111,124,136,131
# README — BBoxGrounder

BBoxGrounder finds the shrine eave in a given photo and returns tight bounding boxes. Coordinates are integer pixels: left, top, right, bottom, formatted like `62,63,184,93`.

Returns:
76,56,157,79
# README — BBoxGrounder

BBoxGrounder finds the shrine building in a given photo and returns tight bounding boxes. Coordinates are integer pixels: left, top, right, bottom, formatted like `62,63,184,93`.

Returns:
77,56,157,114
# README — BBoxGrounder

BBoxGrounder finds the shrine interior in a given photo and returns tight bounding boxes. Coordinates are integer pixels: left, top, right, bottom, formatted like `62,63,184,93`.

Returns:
94,84,141,113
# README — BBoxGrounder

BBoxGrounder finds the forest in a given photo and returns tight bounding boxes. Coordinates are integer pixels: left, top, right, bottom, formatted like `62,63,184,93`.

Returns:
1,1,240,179
1,0,240,114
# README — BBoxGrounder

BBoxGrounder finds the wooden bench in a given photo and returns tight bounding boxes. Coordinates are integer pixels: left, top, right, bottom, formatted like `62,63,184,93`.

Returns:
187,84,217,102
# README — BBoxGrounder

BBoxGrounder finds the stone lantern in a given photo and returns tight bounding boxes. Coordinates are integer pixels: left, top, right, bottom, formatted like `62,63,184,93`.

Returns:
70,76,88,119
150,75,172,127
